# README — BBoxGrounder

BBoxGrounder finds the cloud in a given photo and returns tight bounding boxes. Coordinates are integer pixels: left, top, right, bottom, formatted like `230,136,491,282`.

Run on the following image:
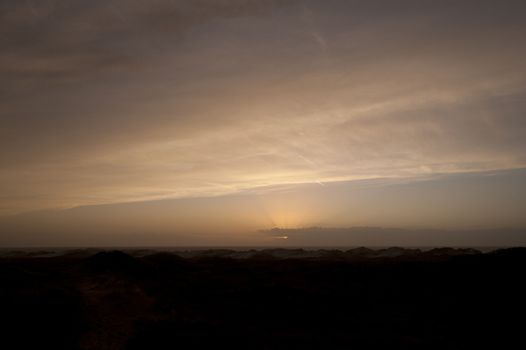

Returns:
0,0,300,100
2,168,526,246
1,0,526,215
261,226,526,247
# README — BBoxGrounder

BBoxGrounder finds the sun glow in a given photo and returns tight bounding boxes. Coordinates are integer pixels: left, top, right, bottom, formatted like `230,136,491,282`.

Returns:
258,192,329,230
266,209,311,229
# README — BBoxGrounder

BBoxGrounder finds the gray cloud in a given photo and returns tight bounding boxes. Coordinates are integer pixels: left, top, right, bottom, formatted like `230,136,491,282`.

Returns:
262,226,526,247
1,0,526,216
0,0,297,81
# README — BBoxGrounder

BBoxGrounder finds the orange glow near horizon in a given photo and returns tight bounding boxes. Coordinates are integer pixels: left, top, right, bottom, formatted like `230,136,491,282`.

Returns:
2,1,526,247
268,211,306,229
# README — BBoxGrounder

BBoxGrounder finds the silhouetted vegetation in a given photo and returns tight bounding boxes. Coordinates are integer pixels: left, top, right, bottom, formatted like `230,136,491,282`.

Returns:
1,248,525,349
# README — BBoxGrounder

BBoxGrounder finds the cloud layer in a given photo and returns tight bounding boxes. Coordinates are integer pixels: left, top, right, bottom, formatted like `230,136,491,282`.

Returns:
1,0,526,215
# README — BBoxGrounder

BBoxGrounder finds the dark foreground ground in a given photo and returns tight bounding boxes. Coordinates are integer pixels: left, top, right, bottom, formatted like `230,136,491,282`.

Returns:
1,247,525,349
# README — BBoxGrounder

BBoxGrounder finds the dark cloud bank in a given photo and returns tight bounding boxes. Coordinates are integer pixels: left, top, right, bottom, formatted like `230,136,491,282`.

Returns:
263,227,526,247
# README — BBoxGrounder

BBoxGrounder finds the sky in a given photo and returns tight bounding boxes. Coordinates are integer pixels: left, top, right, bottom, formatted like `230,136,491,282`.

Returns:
1,0,526,246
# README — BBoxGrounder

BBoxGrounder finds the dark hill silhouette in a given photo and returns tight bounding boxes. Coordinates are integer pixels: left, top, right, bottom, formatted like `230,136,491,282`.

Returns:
84,250,143,275
143,252,186,265
427,247,481,256
1,247,525,349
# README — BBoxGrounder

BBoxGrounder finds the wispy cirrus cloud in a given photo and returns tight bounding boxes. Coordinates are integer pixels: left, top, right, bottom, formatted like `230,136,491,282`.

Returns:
1,0,526,215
